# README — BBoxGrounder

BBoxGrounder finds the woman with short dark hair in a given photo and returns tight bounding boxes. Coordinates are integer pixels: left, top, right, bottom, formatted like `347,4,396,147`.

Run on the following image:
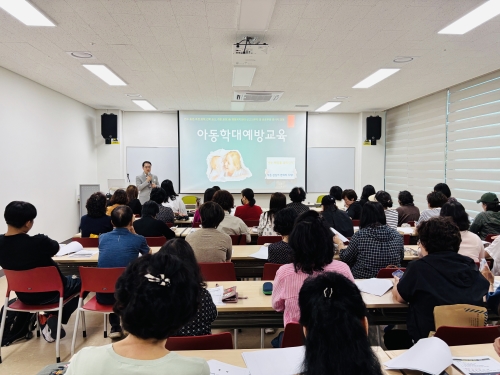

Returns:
359,185,376,207
258,192,287,236
329,186,343,208
106,189,128,216
416,191,448,225
186,201,232,262
339,202,404,279
299,272,384,375
161,179,187,216
126,185,142,216
235,188,262,221
396,190,420,226
441,201,485,262
286,187,309,215
267,207,297,264
391,217,489,345
373,191,398,229
150,187,175,224
65,241,210,375
341,189,362,220
133,201,175,240
80,192,113,237
212,190,250,243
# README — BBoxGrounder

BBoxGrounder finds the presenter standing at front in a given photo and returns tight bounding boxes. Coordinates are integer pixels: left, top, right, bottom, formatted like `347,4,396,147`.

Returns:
136,161,158,204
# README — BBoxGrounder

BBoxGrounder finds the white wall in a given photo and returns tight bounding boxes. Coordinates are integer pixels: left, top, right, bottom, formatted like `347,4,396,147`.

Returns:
0,66,97,241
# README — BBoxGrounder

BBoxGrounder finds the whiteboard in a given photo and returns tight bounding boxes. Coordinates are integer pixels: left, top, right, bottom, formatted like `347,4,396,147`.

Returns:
126,147,179,192
307,147,355,193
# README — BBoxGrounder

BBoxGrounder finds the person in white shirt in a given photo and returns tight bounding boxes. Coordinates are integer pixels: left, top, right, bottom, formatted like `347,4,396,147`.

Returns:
416,191,448,225
161,179,187,216
212,190,251,243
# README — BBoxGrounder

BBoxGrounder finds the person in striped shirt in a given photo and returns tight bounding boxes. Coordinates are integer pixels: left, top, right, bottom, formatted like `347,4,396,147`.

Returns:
371,191,398,229
271,210,354,346
416,191,448,225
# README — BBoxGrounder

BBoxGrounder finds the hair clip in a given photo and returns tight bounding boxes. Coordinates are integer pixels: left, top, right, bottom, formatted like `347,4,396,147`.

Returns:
323,287,333,298
144,273,170,287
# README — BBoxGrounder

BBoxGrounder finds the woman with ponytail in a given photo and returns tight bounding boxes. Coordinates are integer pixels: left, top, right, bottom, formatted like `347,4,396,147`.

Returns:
299,272,384,375
235,188,262,221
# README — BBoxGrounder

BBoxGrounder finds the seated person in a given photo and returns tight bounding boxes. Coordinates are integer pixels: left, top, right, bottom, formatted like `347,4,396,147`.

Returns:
258,192,286,236
338,202,404,279
161,179,187,216
66,247,210,375
416,191,448,225
162,239,217,336
320,195,354,237
235,188,263,221
434,182,453,202
359,184,376,208
329,185,344,209
133,201,175,240
286,187,310,215
440,201,485,263
186,201,232,262
480,262,500,314
106,189,128,216
150,187,175,224
372,191,398,229
272,211,354,346
396,190,420,226
299,272,384,375
485,235,500,275
80,192,112,237
0,201,82,343
98,205,151,338
192,188,216,227
392,217,489,344
212,190,251,243
126,185,142,216
268,208,297,264
470,192,500,240
342,189,362,220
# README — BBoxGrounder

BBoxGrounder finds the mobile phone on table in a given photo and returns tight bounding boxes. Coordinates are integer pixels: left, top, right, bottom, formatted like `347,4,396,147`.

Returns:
392,269,404,279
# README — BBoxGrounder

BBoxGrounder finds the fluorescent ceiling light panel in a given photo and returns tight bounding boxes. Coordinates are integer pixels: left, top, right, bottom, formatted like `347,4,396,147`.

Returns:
238,0,276,31
132,100,156,111
231,102,245,111
232,67,256,87
0,0,55,26
439,0,500,34
353,69,400,88
315,102,341,112
82,65,126,86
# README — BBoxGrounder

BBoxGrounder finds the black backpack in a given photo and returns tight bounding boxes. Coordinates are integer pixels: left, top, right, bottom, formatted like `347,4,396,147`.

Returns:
1,298,36,346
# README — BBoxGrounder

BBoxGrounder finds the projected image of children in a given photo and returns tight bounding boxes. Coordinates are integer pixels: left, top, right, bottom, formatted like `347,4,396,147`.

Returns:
206,149,252,182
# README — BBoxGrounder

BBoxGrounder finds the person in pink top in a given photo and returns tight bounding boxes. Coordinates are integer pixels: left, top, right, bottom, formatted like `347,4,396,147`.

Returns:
271,210,354,347
192,188,216,227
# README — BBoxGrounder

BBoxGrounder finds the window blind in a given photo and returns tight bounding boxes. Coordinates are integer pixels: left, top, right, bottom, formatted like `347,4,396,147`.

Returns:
447,71,500,217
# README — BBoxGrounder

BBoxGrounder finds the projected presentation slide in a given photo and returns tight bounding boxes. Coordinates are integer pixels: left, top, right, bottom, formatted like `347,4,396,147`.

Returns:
179,112,307,193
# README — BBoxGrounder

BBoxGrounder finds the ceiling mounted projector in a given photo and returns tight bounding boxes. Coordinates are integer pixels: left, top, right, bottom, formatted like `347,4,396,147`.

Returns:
232,40,270,66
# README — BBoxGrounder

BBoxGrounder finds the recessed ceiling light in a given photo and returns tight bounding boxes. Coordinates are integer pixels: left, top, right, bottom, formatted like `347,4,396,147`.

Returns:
334,96,349,99
353,69,400,89
439,0,500,34
0,0,55,26
82,65,127,86
132,100,156,111
295,105,309,107
67,51,94,59
126,93,142,98
315,102,341,112
393,56,413,63
238,0,276,31
232,67,256,87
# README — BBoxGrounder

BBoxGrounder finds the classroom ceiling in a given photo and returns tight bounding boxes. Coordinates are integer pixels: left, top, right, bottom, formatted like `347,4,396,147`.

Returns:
0,0,499,113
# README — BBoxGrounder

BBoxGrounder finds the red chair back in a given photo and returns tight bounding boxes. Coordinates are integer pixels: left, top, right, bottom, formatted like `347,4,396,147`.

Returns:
72,237,99,247
78,267,125,297
166,332,233,351
192,222,201,228
403,234,410,245
146,237,167,246
257,236,282,245
198,262,237,281
376,268,406,278
4,267,64,296
167,222,174,228
352,220,360,226
230,234,246,245
243,220,259,228
408,221,415,227
262,263,282,281
485,234,497,243
435,326,500,346
281,322,304,348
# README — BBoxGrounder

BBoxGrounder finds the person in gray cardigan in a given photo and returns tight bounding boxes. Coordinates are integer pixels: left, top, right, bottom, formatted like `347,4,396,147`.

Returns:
136,161,159,204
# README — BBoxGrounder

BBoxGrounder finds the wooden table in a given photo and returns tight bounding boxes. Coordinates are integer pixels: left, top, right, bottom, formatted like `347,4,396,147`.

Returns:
385,343,499,375
178,347,401,374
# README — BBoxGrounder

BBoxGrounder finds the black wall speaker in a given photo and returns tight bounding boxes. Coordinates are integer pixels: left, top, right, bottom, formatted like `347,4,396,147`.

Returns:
101,113,117,144
366,116,382,144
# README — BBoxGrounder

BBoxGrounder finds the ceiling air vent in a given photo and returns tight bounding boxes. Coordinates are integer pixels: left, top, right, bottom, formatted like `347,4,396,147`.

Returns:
233,91,284,102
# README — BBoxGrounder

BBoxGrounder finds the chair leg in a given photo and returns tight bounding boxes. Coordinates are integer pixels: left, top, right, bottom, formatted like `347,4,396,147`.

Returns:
0,297,10,364
260,328,264,348
234,328,238,349
103,314,108,338
56,298,64,363
376,325,381,347
37,319,41,338
81,311,87,338
71,299,83,356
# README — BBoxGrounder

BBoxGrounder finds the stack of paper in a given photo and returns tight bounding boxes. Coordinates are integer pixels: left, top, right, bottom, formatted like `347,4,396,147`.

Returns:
398,227,415,235
249,246,268,260
384,337,452,375
330,228,348,243
242,346,305,375
208,285,224,305
69,250,98,258
453,356,500,374
207,360,250,375
356,278,393,296
55,241,83,257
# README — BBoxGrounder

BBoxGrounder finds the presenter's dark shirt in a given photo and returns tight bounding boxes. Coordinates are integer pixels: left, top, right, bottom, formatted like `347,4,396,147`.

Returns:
0,233,65,302
133,216,175,239
80,215,113,237
127,198,142,216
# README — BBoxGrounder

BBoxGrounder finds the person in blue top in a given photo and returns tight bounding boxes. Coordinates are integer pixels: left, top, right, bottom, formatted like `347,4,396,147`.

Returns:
97,205,151,338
